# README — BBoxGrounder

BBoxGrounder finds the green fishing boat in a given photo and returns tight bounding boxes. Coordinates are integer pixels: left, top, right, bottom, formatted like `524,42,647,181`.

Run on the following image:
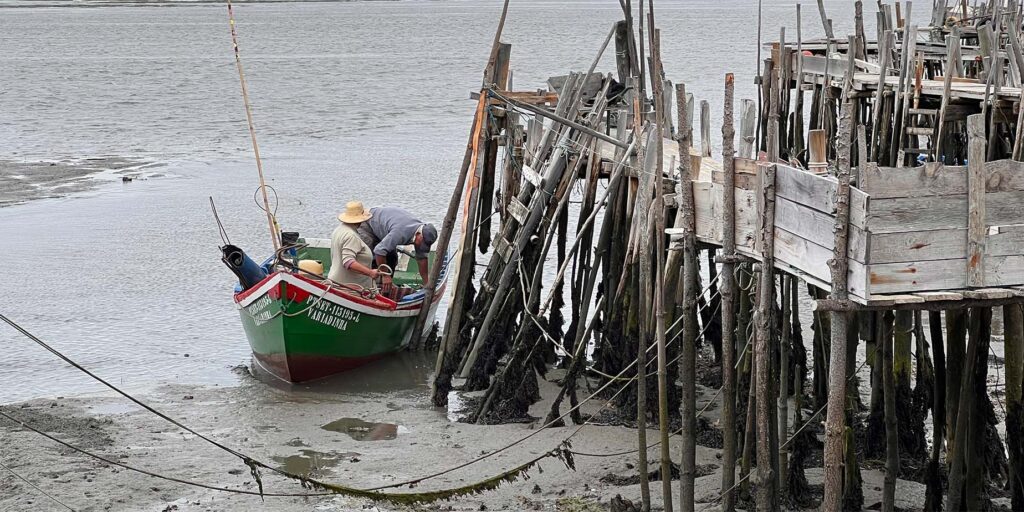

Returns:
229,238,448,382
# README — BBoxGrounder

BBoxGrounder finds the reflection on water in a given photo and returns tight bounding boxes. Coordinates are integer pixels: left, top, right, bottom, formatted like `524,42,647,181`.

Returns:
248,351,435,397
321,417,400,441
271,448,361,477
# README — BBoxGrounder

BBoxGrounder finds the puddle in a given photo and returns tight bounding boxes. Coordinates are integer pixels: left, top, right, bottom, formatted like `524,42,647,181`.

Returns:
321,417,404,441
271,449,360,477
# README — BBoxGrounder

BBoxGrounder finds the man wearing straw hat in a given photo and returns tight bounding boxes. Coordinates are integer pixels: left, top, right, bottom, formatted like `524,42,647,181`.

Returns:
357,205,437,291
328,201,382,290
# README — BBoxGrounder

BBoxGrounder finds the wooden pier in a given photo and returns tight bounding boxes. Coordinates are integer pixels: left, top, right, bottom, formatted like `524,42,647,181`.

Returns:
425,1,1024,511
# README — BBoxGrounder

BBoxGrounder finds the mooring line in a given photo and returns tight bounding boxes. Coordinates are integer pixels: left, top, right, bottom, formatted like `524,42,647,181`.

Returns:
2,278,729,502
0,408,573,505
0,313,575,503
0,458,77,511
0,410,325,498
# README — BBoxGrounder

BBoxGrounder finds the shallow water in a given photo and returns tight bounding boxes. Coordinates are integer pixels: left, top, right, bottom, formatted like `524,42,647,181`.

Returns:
0,0,914,404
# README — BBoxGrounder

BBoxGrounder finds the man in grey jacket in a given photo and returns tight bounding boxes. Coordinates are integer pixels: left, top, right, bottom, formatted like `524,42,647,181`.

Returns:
357,205,438,291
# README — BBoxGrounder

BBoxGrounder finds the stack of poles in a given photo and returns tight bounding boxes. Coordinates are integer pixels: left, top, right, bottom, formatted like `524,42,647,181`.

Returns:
426,0,1024,511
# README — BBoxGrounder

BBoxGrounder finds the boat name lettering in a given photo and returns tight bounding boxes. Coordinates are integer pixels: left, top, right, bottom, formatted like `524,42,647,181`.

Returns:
305,296,360,330
246,295,276,326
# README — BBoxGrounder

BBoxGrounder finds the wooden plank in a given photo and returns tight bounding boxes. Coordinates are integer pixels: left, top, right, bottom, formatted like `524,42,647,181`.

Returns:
862,227,1024,264
773,196,868,262
865,255,1024,295
521,164,542,187
774,163,868,228
858,159,1024,199
693,181,757,250
734,184,758,250
492,236,512,261
770,226,869,298
692,180,720,244
915,291,965,301
983,255,1024,290
507,197,529,224
713,170,758,190
962,288,1014,300
865,294,927,306
966,114,986,287
866,259,964,294
865,191,1024,233
799,54,847,76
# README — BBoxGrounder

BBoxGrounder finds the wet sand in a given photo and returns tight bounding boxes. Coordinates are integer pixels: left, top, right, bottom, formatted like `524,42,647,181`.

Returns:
0,356,959,512
0,158,163,208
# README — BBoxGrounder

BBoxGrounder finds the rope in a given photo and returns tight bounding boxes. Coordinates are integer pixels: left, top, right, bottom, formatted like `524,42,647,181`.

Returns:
0,410,324,498
0,313,567,503
0,409,570,505
0,457,77,511
209,197,231,247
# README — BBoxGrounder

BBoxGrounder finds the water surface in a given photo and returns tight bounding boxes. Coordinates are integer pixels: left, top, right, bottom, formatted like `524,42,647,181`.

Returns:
0,0,909,403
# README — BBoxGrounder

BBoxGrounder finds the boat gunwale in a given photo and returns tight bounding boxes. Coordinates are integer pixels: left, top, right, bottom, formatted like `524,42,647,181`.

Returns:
234,271,445,318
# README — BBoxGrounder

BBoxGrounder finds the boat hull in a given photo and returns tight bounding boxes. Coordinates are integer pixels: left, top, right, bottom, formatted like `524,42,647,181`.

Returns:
235,272,441,382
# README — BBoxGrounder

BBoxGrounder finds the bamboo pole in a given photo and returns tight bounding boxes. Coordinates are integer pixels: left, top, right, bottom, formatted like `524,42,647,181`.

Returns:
719,73,739,512
821,97,855,512
675,82,698,512
226,0,280,253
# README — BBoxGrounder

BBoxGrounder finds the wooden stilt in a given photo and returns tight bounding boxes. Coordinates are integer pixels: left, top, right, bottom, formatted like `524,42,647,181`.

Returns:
675,81,698,512
1005,303,1024,509
882,311,898,512
753,58,781,512
821,96,855,512
719,73,739,512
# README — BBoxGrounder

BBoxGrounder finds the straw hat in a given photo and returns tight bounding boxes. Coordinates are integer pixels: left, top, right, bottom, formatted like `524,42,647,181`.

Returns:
338,201,372,223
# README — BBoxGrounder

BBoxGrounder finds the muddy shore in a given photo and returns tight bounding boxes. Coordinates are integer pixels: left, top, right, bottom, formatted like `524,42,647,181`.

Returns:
0,158,164,208
0,357,956,512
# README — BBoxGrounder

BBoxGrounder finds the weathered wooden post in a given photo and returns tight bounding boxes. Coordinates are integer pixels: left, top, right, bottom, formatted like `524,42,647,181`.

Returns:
675,81,698,512
1006,303,1024,509
649,29,673,512
430,97,487,406
739,99,757,159
719,73,739,512
882,311,898,512
753,61,780,512
778,274,790,496
924,309,947,512
821,97,855,512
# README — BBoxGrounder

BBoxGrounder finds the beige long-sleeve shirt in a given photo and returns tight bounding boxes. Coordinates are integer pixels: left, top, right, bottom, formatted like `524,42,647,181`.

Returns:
328,223,374,289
